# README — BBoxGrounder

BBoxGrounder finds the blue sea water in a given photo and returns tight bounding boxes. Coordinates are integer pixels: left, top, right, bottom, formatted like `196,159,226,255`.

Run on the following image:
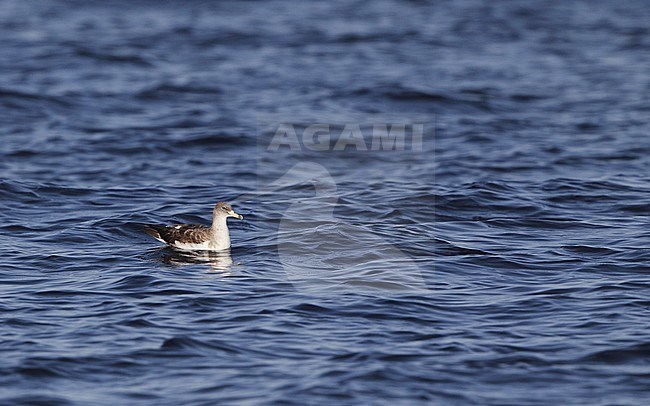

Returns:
1,0,649,404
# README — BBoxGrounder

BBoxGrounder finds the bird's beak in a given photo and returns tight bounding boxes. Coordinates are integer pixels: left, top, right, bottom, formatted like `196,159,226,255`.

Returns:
229,210,243,220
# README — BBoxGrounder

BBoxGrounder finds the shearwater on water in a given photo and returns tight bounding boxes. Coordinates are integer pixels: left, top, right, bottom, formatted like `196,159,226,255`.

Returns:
144,202,243,251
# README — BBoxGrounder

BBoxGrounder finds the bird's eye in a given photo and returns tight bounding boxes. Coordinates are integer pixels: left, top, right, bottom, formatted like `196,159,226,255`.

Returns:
222,206,228,210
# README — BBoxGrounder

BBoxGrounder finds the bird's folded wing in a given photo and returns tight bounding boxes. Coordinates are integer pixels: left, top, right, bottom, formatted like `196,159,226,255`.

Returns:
144,224,209,244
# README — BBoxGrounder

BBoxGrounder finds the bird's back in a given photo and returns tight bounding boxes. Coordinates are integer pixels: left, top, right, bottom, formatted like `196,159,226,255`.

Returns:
144,224,211,248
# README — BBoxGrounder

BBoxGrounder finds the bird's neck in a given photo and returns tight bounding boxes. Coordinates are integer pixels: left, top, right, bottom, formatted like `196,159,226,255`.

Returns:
210,216,231,249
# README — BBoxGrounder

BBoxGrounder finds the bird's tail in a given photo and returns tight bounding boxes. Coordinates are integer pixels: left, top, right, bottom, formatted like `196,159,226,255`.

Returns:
143,224,166,243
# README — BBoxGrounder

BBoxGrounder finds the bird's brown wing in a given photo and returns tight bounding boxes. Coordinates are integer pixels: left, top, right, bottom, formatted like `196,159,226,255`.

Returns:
144,224,210,245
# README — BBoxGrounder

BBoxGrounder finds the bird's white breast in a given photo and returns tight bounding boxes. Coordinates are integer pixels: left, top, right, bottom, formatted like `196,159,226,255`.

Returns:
172,240,213,251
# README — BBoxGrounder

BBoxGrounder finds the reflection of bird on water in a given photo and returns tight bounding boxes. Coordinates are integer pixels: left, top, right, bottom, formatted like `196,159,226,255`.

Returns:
144,202,243,251
159,248,234,274
236,162,429,294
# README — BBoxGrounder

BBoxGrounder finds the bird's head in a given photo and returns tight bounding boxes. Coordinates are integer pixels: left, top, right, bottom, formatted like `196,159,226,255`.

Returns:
214,202,243,220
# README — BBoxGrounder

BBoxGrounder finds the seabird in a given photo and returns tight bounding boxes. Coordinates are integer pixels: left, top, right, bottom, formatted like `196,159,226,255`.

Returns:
144,202,243,251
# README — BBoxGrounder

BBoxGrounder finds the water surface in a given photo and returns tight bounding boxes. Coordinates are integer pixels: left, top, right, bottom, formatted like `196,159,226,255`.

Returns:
1,0,649,404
